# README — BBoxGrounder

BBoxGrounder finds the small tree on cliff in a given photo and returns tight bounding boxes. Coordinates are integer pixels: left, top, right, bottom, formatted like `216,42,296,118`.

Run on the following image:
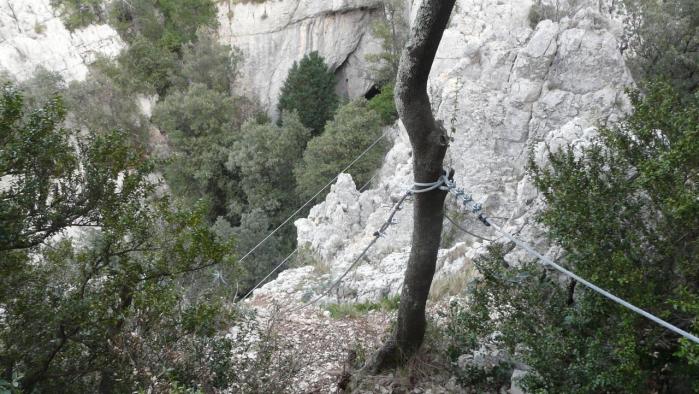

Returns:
277,51,338,136
368,0,457,372
366,0,409,85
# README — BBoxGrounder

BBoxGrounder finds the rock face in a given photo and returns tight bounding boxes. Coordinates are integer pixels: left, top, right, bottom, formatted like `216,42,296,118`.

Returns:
0,0,633,307
254,0,633,302
217,0,384,118
0,0,122,81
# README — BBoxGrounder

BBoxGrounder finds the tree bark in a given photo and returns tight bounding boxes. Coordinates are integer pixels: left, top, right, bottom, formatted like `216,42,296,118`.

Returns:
368,0,456,372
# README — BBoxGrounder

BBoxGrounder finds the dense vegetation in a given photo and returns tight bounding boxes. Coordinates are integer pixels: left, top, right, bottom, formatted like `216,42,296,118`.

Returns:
0,85,238,392
1,0,394,391
622,0,698,98
294,99,388,202
444,1,699,392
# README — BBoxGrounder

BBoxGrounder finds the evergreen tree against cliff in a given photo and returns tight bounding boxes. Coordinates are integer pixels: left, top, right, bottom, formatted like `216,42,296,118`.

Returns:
294,99,387,203
277,51,339,136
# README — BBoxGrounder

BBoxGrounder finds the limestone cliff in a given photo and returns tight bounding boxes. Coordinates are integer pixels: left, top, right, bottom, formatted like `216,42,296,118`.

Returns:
217,0,385,117
255,0,634,303
0,0,122,82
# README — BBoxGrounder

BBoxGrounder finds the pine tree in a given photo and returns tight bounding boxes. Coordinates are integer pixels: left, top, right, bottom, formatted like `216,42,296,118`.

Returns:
277,51,338,136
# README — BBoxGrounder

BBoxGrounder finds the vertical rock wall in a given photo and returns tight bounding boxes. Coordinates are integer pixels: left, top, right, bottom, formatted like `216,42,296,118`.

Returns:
256,0,634,303
217,0,385,118
0,0,122,82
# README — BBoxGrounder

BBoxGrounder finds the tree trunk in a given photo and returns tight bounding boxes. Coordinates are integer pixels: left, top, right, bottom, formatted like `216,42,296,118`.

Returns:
368,0,456,372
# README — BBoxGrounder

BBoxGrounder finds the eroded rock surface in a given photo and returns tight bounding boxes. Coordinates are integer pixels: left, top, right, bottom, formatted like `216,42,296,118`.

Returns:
217,0,384,118
0,0,122,81
253,0,633,304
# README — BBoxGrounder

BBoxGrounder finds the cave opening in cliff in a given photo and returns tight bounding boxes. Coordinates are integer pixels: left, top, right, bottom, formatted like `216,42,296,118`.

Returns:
364,85,381,100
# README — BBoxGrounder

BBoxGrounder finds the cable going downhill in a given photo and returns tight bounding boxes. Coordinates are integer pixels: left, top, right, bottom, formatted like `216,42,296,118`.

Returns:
234,131,388,270
431,170,699,346
240,172,382,301
288,190,412,313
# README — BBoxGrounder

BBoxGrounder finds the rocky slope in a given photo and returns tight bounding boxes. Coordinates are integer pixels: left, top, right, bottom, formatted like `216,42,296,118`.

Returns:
252,0,634,305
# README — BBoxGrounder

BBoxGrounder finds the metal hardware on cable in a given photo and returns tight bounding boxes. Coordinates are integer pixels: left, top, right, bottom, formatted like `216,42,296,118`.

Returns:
442,176,699,345
444,213,493,242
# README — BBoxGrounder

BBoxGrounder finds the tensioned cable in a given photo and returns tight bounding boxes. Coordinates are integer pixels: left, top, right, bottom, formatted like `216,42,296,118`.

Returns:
235,132,388,267
437,172,699,345
287,176,458,312
287,190,412,313
240,172,382,301
240,249,298,300
444,213,493,242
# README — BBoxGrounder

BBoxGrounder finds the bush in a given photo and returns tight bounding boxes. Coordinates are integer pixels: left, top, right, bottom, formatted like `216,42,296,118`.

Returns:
15,67,66,111
277,51,338,135
171,31,241,93
107,0,217,51
622,0,699,97
294,99,388,202
151,83,245,221
452,82,699,393
114,35,179,95
0,85,237,392
229,111,310,219
51,0,105,31
367,83,398,125
65,66,149,148
106,0,220,95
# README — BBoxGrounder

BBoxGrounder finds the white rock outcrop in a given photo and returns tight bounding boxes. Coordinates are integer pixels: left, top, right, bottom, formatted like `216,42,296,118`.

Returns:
254,0,633,303
0,0,633,307
217,0,384,118
0,0,122,82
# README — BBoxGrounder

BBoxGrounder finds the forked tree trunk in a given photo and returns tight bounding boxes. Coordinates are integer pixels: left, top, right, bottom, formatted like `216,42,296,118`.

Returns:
367,0,456,372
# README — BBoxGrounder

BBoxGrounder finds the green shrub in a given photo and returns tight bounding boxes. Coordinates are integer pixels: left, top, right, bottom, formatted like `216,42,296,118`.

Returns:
622,0,699,97
115,35,179,95
228,111,310,219
151,83,245,221
0,85,237,392
105,0,220,95
277,51,338,135
65,66,149,148
452,82,699,393
107,0,217,50
294,99,388,202
51,0,104,31
172,31,241,93
16,67,66,111
367,83,398,125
